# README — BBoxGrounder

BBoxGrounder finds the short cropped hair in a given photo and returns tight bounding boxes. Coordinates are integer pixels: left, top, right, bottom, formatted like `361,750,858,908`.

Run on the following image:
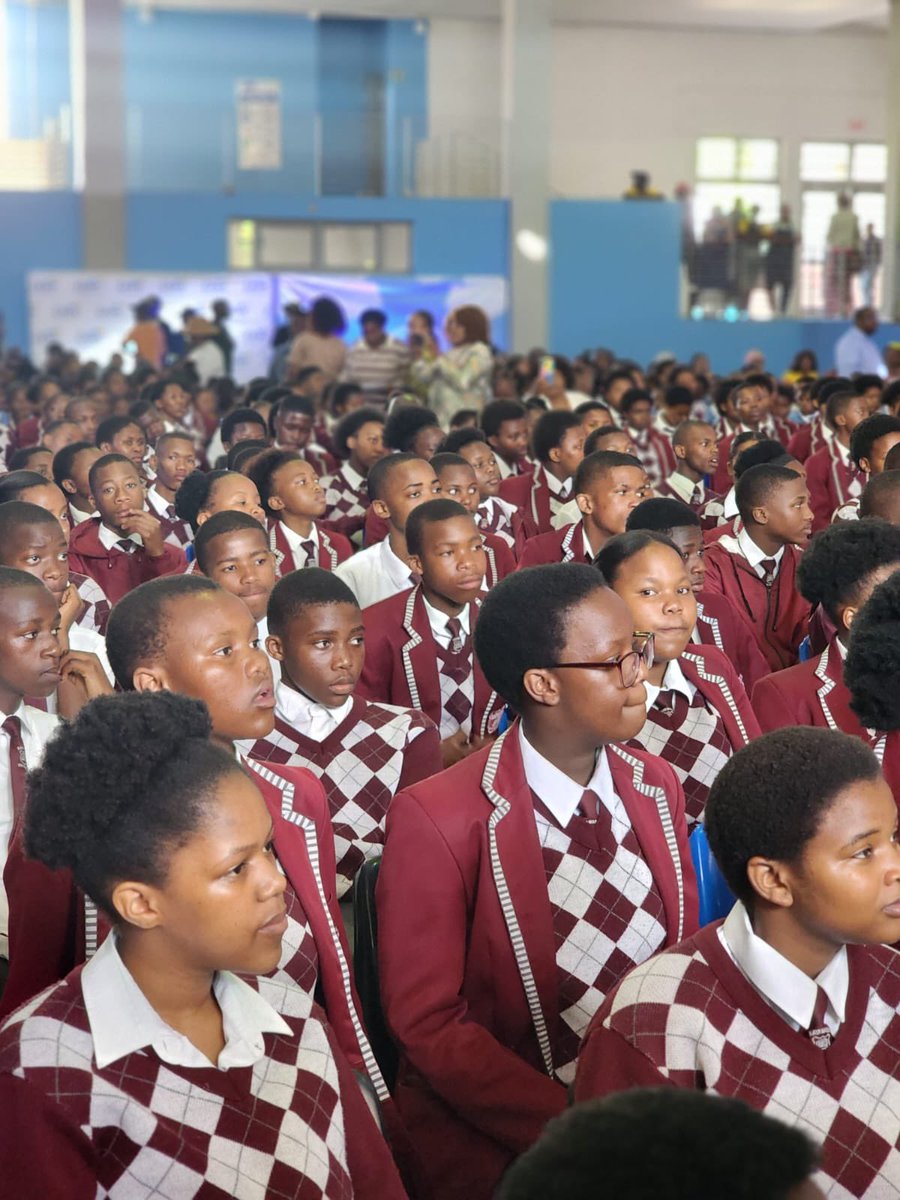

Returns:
106,575,220,690
825,389,856,428
366,451,422,503
584,427,632,456
594,530,679,584
619,387,652,415
0,564,53,599
52,440,96,489
531,411,581,465
574,450,642,494
733,439,789,479
268,567,358,640
849,413,900,470
359,308,386,327
706,728,881,907
0,501,60,551
626,496,699,533
474,563,606,711
671,418,713,449
735,464,799,522
193,510,268,576
481,399,526,439
440,427,486,455
845,570,900,729
405,498,470,558
220,407,267,445
0,470,49,505
430,452,470,475
96,415,140,447
797,520,900,622
859,470,900,520
87,453,135,495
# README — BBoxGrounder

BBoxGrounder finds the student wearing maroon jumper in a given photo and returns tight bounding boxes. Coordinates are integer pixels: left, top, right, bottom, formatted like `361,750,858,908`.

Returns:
248,449,352,575
67,454,185,605
320,407,387,540
656,418,721,528
242,569,440,897
617,387,675,489
500,410,585,536
805,388,869,532
575,727,900,1200
480,398,531,480
377,563,697,1200
703,464,814,672
0,690,406,1199
752,520,900,736
431,452,516,587
596,531,759,829
442,428,532,555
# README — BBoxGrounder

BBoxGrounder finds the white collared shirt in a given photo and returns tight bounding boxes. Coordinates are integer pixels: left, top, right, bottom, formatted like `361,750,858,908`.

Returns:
339,461,365,493
0,703,60,956
97,523,143,553
146,485,175,519
280,520,319,570
543,468,571,499
551,496,583,531
664,473,704,505
275,679,352,741
581,526,596,562
334,536,415,610
82,932,291,1070
721,486,738,519
719,902,848,1035
68,502,95,526
736,526,784,578
518,723,616,829
642,656,697,712
422,595,471,650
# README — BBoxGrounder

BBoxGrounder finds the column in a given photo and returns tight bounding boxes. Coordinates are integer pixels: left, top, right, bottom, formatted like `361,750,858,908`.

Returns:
501,0,551,351
69,0,125,268
884,0,900,320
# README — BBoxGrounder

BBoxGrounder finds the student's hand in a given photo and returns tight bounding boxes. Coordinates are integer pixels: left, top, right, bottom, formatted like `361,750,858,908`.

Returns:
57,582,84,638
440,728,473,769
119,509,166,557
55,650,114,719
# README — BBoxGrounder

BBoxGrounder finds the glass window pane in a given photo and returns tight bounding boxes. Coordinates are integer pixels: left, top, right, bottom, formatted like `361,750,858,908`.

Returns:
851,143,887,184
800,142,850,182
228,220,256,269
693,183,780,240
258,223,314,269
696,137,736,181
322,223,378,270
381,223,411,272
737,139,778,181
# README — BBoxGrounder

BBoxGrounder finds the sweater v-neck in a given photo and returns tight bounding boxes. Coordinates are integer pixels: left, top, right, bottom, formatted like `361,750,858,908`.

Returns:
274,694,365,758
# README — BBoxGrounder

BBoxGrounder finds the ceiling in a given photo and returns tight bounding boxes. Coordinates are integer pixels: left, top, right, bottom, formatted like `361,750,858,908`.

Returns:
125,0,889,32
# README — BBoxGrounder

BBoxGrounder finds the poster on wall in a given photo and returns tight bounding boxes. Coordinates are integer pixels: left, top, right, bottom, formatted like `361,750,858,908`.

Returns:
236,79,282,171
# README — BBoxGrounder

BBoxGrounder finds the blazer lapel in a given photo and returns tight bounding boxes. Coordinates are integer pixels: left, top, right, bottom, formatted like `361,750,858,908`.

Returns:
400,587,442,720
680,648,752,748
268,522,288,576
318,528,339,570
469,596,501,737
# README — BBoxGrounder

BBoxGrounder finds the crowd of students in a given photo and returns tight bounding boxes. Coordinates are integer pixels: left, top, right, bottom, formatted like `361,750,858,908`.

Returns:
0,321,897,1199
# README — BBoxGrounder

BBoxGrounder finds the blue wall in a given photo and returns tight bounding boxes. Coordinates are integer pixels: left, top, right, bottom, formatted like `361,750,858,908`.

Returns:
5,0,70,143
0,193,83,349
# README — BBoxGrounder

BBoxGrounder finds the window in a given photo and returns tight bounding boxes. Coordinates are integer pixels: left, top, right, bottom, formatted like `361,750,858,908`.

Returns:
693,136,780,239
227,220,412,273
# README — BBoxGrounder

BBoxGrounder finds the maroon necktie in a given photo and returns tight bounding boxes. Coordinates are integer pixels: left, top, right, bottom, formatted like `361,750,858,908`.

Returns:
759,558,778,587
446,616,465,656
579,787,600,821
300,540,316,568
807,987,833,1050
2,716,27,824
654,688,689,724
690,486,702,507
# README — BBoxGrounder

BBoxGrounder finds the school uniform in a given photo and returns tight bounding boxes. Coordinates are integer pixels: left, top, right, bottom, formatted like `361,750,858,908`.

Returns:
516,522,595,569
377,725,698,1200
805,439,865,532
575,904,900,1199
750,637,868,738
335,537,417,610
703,529,811,672
693,592,771,693
67,502,94,527
277,442,337,479
0,935,406,1200
492,454,530,482
242,686,441,898
145,483,193,550
69,570,112,637
711,419,789,494
358,585,504,743
67,517,185,606
787,415,831,464
627,646,759,828
268,519,353,576
625,425,675,489
657,472,722,530
476,495,530,558
499,464,570,537
321,462,369,539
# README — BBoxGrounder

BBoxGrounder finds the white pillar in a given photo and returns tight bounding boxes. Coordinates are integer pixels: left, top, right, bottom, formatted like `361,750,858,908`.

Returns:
501,0,551,351
69,0,125,268
884,0,900,320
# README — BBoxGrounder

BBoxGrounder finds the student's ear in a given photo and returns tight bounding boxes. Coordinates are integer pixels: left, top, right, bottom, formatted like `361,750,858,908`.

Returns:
674,443,686,462
842,603,860,632
548,445,562,465
575,491,592,516
99,441,113,454
110,880,165,930
372,498,390,520
61,477,76,497
521,666,563,707
268,494,285,513
87,492,97,511
196,509,210,528
132,663,170,693
746,856,794,910
408,552,423,577
859,456,872,475
751,504,769,526
266,633,285,663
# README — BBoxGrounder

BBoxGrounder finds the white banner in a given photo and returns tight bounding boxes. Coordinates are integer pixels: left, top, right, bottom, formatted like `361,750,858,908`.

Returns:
236,79,282,172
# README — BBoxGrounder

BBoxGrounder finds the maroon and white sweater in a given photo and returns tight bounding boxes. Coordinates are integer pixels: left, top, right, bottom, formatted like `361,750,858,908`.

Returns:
575,924,900,1199
70,570,111,637
321,464,368,540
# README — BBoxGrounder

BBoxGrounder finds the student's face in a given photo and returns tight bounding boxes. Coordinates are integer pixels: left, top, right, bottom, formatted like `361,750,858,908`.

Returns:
488,418,529,464
226,420,267,450
411,424,444,461
105,422,146,468
624,400,653,431
203,530,276,622
458,441,501,498
20,482,71,538
24,450,53,480
90,461,145,531
862,386,883,416
735,388,764,427
666,524,706,594
436,465,480,515
0,521,69,600
362,320,386,349
593,431,636,457
729,437,761,480
551,426,586,479
70,402,99,442
0,585,62,709
155,437,197,493
62,447,102,505
578,466,650,538
839,396,870,436
144,772,287,977
157,384,190,422
201,475,265,527
678,425,719,477
274,409,312,450
269,458,326,521
610,544,696,663
778,777,900,950
862,432,900,476
581,408,612,437
411,515,486,607
347,421,386,471
271,603,365,708
605,378,631,410
138,591,275,743
759,478,814,547
42,421,80,456
375,460,441,532
137,405,166,445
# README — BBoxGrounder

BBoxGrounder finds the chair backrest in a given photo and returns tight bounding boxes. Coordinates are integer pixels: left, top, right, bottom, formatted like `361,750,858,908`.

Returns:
797,635,812,662
689,824,735,926
352,857,399,1090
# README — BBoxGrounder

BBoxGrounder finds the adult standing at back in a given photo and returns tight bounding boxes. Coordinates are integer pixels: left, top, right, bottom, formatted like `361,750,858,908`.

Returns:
825,192,860,318
835,307,886,379
342,308,411,402
287,296,347,385
411,305,493,426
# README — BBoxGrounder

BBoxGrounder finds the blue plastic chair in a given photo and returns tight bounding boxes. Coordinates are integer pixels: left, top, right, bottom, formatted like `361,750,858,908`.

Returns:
797,636,812,662
497,706,512,734
689,825,735,926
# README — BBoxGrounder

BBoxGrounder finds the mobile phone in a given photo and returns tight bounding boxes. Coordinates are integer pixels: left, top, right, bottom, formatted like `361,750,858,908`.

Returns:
539,355,556,384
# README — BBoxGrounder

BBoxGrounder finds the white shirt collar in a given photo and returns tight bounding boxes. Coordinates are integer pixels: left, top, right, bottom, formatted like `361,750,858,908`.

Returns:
275,678,352,740
81,931,291,1071
494,454,515,480
340,461,365,490
723,486,738,518
719,902,848,1035
518,723,616,828
422,594,471,648
280,519,319,558
380,536,416,589
542,466,570,498
97,522,143,552
68,502,96,524
643,656,697,712
665,473,703,505
736,526,784,574
582,526,596,562
833,437,851,467
146,484,173,517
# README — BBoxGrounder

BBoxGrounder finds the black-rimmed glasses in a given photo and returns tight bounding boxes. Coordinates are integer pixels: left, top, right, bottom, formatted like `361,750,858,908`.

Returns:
548,632,655,689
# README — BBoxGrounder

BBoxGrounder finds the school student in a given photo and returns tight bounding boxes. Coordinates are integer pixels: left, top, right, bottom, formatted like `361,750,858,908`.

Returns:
859,468,900,525
95,415,147,471
442,428,532,554
832,412,900,522
384,404,444,460
805,388,869,532
431,452,516,586
617,387,675,488
66,454,185,605
8,446,52,478
144,429,195,548
575,727,900,1200
701,428,761,529
53,440,101,526
193,510,278,650
335,453,441,609
518,451,649,568
480,398,531,479
269,393,336,477
703,464,814,671
0,690,406,1199
248,448,352,575
752,520,900,737
174,468,267,544
657,419,721,524
500,410,585,535
711,379,775,494
359,499,504,768
241,568,441,897
320,407,387,539
595,531,759,827
376,563,697,1200
624,497,771,692
549,426,641,532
